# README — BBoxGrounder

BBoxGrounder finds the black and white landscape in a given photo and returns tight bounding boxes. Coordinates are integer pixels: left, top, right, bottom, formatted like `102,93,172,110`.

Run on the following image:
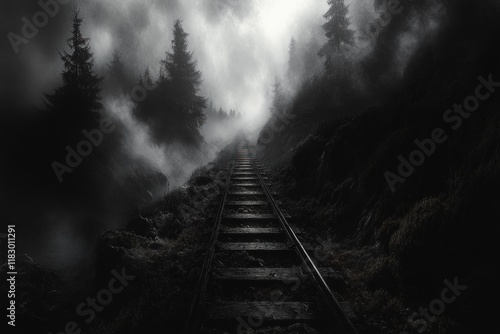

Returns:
1,0,499,333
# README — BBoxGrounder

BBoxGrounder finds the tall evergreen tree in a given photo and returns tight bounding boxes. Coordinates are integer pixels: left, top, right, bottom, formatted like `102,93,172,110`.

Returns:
106,51,129,95
142,67,154,89
271,77,285,114
287,37,301,85
318,0,354,69
374,0,388,9
107,51,125,80
206,100,215,118
43,7,102,121
289,37,297,65
218,108,226,119
134,20,207,145
162,20,206,132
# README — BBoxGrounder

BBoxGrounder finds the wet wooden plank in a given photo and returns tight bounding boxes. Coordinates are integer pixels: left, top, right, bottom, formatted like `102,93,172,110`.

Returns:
225,227,300,234
220,227,283,235
228,190,266,196
231,183,269,187
214,267,344,282
233,168,258,170
218,214,289,223
218,242,290,251
234,166,262,169
211,200,268,207
232,177,269,181
224,213,275,220
205,301,319,321
218,242,313,251
225,201,269,206
222,213,289,221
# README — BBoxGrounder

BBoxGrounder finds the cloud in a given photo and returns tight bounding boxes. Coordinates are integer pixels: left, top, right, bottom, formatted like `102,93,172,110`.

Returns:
2,0,329,122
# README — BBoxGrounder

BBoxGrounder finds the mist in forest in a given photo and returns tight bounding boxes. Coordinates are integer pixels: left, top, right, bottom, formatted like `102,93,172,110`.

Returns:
0,0,448,269
0,0,330,269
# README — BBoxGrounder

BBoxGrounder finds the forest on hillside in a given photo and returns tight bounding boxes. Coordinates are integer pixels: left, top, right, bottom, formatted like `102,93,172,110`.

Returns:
259,0,499,333
0,0,498,333
1,5,244,266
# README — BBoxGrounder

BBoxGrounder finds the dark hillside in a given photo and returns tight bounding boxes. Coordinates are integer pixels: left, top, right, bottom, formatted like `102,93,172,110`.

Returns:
258,0,500,332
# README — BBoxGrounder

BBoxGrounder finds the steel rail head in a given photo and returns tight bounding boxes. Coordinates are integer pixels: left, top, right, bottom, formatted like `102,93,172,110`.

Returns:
244,140,359,334
183,143,239,334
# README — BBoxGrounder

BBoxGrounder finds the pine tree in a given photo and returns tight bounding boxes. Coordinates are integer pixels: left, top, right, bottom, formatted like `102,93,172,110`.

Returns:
44,7,102,120
142,67,154,89
289,37,297,66
134,20,207,145
106,51,128,94
218,108,226,119
206,100,215,118
107,51,125,81
271,77,285,114
287,37,301,85
318,0,354,69
162,20,206,132
374,0,388,9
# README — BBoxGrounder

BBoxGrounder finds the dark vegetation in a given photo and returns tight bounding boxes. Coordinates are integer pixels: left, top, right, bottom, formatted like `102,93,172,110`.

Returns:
133,20,207,145
205,101,242,121
1,0,498,333
0,143,235,334
1,7,230,263
259,0,499,332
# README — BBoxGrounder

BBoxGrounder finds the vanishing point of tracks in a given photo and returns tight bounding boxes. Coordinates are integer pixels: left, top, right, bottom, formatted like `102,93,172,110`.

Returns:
185,141,359,334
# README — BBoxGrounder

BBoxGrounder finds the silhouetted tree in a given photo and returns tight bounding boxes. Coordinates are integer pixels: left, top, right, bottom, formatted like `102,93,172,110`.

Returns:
108,52,125,81
206,100,217,119
162,20,206,133
142,67,154,89
43,7,102,128
218,108,226,119
318,0,354,70
134,20,207,145
39,6,108,189
287,37,301,85
271,77,285,114
106,51,129,95
374,0,388,9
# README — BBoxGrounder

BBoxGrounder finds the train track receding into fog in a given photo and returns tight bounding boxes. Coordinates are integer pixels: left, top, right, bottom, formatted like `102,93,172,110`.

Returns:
185,141,359,334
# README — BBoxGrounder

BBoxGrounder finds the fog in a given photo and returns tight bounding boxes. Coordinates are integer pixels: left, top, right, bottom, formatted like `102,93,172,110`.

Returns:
0,0,445,269
2,0,329,121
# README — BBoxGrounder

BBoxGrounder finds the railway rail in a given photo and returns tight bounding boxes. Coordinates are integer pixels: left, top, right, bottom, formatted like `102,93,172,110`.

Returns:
185,141,359,334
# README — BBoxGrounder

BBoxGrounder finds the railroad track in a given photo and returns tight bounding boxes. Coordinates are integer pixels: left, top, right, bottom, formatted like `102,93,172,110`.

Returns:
185,141,359,334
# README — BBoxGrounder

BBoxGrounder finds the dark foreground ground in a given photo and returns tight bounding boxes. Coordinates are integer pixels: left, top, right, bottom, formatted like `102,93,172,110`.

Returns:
1,132,497,333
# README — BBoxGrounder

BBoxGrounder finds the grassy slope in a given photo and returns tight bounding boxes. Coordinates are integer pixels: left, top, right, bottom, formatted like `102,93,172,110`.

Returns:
258,1,500,333
1,144,235,334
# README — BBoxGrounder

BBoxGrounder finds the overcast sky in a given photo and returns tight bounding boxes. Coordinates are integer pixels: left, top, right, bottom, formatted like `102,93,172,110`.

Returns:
2,0,445,124
1,0,337,122
84,0,330,121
